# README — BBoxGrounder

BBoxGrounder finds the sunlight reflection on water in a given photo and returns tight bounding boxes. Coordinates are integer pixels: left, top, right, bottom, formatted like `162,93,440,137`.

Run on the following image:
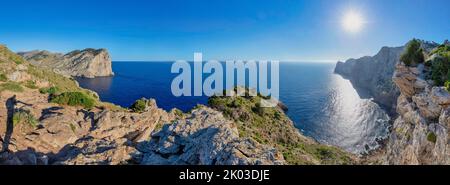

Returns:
312,74,390,154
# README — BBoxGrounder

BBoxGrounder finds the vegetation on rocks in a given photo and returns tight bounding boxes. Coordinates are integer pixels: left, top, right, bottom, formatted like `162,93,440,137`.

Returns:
23,80,38,89
51,91,95,109
171,108,184,117
427,132,437,143
0,82,24,92
0,45,26,64
130,98,147,112
39,86,59,95
428,43,450,87
398,39,450,89
27,65,78,92
0,73,7,81
400,39,424,66
13,109,38,128
208,88,354,165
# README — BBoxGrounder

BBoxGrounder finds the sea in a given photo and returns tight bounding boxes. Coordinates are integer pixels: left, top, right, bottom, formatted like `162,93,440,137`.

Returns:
76,61,390,154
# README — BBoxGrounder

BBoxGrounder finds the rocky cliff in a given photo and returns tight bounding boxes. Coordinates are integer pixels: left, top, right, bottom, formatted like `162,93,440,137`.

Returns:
18,48,114,78
334,41,439,114
1,44,355,165
384,43,450,164
335,39,450,164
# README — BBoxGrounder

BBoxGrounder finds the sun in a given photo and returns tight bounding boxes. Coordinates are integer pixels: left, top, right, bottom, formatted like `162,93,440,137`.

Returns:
341,10,365,33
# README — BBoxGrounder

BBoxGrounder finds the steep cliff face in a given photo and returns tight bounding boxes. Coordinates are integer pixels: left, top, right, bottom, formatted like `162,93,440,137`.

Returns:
384,61,449,164
18,48,114,78
334,46,403,113
334,41,439,114
335,40,449,164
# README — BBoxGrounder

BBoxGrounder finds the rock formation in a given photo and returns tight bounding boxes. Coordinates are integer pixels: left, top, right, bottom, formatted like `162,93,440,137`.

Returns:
139,107,285,165
335,40,450,164
384,63,449,164
1,44,355,165
18,48,114,78
334,41,439,114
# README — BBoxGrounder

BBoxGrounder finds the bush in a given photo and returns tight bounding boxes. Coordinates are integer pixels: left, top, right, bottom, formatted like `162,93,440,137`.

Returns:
400,39,424,66
13,109,38,128
445,81,450,91
427,132,437,143
252,102,265,116
172,108,184,117
429,45,450,86
51,92,95,109
23,80,38,89
0,73,7,82
39,86,59,95
130,99,147,112
0,82,24,92
431,44,450,56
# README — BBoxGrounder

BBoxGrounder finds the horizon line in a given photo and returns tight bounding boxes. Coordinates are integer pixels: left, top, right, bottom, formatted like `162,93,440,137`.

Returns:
112,60,339,63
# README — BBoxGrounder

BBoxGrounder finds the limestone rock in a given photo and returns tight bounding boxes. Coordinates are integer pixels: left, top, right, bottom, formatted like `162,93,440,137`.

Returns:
18,48,114,78
139,107,285,165
384,45,450,164
7,71,32,82
334,41,439,114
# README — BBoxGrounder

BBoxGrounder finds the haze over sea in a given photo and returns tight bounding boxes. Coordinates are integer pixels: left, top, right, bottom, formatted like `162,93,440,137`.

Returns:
76,61,390,154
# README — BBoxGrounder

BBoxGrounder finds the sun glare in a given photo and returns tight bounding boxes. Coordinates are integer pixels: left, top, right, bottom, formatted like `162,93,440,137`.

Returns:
342,10,365,33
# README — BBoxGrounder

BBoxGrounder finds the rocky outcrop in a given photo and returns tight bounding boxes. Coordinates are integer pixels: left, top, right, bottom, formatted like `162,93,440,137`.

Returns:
334,41,439,114
139,107,285,165
0,87,173,164
18,49,114,78
0,92,285,165
1,44,356,165
384,63,450,164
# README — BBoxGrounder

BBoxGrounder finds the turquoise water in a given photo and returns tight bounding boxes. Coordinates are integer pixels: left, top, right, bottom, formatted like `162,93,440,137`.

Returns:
76,62,390,154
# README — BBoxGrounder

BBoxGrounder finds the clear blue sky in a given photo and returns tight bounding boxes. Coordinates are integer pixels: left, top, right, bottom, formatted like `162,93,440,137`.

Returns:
1,0,449,61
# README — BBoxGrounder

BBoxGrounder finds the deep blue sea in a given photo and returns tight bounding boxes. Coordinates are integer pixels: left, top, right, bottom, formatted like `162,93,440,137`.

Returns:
76,62,390,154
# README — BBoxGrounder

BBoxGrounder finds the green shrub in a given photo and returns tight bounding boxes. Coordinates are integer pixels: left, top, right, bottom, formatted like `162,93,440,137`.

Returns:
429,48,450,86
0,73,7,82
130,99,147,112
252,102,265,116
445,81,450,91
23,80,38,89
51,92,95,109
207,88,354,164
427,132,437,143
172,108,184,117
39,86,59,95
400,39,424,66
13,109,38,128
27,65,80,92
69,123,76,133
431,44,450,56
0,82,24,92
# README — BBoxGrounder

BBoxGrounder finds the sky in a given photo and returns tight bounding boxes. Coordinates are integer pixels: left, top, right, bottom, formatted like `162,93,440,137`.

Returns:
0,0,449,61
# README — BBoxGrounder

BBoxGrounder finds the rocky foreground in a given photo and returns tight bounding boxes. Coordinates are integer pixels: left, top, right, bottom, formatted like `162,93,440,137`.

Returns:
0,44,355,165
385,59,450,164
18,48,114,78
